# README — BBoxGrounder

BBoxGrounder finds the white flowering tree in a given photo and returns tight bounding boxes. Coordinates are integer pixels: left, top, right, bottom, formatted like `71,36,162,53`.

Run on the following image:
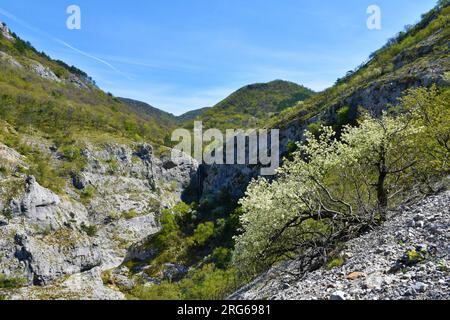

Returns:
400,86,450,178
233,112,424,275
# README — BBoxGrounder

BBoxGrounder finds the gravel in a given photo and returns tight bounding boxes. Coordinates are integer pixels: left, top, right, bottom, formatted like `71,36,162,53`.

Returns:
231,191,450,300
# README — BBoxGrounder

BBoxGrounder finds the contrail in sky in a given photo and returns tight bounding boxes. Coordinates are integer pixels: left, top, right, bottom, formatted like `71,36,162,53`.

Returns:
0,7,131,79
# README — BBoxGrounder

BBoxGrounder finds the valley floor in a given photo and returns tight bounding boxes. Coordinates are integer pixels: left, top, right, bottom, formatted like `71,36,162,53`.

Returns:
231,190,450,300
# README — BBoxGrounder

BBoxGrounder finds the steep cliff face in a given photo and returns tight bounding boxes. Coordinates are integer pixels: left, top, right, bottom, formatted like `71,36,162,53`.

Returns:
0,140,197,299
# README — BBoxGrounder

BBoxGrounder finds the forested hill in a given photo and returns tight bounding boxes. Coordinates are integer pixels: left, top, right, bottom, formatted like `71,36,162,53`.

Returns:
119,80,315,132
176,107,211,124
118,98,210,126
0,22,173,147
182,80,315,130
118,97,177,130
270,1,450,132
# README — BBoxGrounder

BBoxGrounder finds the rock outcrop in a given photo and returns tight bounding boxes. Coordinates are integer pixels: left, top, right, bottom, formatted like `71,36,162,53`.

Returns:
30,61,61,83
0,22,14,41
0,140,198,299
0,51,23,69
0,175,101,287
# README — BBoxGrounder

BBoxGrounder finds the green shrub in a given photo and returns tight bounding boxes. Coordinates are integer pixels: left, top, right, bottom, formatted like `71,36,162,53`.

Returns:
59,145,82,161
211,247,232,269
81,185,96,201
81,223,97,237
190,222,215,247
108,159,119,174
335,105,358,127
123,209,139,220
131,282,183,300
285,140,298,161
406,250,426,265
101,270,113,286
307,122,323,137
2,208,13,221
152,211,182,251
27,152,66,193
131,264,241,300
0,275,27,289
327,257,345,270
0,165,9,175
59,145,87,175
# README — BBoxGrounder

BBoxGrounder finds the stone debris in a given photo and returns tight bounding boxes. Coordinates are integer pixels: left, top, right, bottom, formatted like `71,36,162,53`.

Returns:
231,191,450,300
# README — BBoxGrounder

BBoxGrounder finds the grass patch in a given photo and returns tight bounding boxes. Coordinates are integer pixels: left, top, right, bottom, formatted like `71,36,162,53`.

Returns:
80,185,96,202
122,209,139,220
81,223,97,237
0,275,27,289
327,257,345,270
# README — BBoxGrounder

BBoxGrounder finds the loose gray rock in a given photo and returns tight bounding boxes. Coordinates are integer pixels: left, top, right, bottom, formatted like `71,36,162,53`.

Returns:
330,291,347,301
231,191,450,300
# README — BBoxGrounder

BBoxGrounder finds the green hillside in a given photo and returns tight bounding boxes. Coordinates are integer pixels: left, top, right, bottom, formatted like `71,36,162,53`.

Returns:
119,97,177,129
119,98,211,126
176,107,211,123
271,1,450,130
0,26,170,147
183,80,315,130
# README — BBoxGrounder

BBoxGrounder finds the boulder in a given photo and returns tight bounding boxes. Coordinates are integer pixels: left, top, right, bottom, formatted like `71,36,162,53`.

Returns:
10,176,60,229
330,291,347,301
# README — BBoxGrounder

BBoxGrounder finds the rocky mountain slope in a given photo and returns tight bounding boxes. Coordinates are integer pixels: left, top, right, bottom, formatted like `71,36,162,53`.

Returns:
231,190,450,300
0,22,200,299
0,138,197,300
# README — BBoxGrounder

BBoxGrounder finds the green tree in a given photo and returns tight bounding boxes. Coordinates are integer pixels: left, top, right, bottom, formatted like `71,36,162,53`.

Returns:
400,86,450,177
190,222,215,247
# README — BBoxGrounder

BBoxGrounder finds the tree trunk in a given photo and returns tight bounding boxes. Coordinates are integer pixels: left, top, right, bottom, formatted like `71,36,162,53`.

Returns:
377,147,388,222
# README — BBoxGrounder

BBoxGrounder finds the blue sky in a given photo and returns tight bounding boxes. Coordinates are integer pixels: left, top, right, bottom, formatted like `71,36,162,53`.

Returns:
0,0,438,115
